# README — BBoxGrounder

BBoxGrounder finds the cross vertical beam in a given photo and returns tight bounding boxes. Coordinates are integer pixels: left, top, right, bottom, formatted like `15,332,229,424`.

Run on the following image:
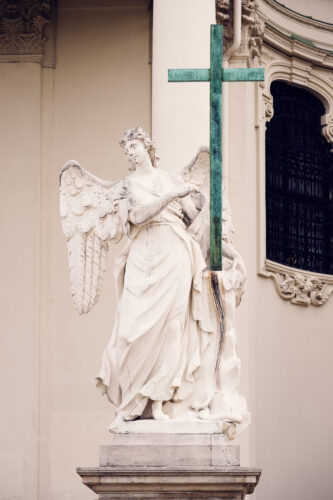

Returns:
168,25,264,271
210,25,223,271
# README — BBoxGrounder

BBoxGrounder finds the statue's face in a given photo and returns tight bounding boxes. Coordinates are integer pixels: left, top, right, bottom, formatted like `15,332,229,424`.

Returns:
124,139,149,167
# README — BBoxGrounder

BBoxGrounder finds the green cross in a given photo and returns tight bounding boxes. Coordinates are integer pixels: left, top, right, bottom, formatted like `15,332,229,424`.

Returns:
168,25,264,270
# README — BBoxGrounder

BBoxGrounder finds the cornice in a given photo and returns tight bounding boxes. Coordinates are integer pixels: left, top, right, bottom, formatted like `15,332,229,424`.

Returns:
263,0,333,33
262,22,333,70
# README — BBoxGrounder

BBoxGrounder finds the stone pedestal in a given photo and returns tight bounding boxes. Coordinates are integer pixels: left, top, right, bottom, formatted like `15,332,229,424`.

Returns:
77,426,261,499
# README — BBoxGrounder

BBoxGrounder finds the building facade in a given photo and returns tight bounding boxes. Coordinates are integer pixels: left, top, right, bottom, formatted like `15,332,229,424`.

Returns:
0,1,332,499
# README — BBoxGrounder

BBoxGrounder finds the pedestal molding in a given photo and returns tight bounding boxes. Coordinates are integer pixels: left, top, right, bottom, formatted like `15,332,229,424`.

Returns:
77,465,262,499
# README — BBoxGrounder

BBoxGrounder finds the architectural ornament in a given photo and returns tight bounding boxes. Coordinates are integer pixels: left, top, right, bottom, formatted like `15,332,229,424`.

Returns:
265,261,333,307
216,0,230,24
216,0,265,65
321,113,333,152
0,0,56,67
263,0,333,33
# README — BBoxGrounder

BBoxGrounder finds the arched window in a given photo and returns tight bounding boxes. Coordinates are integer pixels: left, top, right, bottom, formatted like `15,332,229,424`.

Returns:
266,81,333,275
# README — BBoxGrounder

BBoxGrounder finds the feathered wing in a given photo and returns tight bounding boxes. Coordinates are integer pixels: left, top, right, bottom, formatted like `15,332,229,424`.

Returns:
60,161,128,314
179,147,234,264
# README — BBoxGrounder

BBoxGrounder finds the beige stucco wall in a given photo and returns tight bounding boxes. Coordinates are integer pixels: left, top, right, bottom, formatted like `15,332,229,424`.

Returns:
1,0,332,499
153,1,333,500
0,62,41,500
0,1,151,499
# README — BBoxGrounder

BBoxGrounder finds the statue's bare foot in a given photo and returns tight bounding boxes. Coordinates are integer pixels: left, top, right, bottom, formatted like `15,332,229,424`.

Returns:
108,414,124,432
124,414,137,421
152,401,169,421
191,394,212,411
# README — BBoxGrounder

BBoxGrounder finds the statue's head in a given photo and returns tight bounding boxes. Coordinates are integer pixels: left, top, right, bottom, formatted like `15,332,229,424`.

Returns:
120,127,159,171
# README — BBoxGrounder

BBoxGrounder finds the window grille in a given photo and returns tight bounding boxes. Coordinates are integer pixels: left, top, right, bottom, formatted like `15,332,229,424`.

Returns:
266,81,333,274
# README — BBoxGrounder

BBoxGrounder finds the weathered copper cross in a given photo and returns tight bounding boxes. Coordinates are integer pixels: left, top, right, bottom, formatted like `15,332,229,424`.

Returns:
169,25,264,270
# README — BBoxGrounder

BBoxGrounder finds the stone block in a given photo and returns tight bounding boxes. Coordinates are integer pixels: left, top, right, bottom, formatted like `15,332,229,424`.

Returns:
77,431,261,499
100,433,240,467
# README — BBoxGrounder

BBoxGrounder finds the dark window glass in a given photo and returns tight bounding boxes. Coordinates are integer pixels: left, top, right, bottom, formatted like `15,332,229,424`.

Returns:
266,81,333,274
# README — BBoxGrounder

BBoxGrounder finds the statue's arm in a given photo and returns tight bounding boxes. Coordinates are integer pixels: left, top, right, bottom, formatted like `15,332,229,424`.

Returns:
222,241,246,274
179,194,202,222
222,241,238,261
170,171,204,223
128,185,198,225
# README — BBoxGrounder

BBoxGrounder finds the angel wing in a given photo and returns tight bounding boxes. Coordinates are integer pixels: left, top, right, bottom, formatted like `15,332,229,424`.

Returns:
60,160,129,315
179,147,235,263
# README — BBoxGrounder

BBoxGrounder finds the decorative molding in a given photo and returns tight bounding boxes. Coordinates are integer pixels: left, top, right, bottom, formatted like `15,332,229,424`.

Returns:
216,0,232,53
0,0,57,67
321,113,333,152
264,261,333,307
216,0,230,24
257,56,333,147
216,0,265,66
262,22,333,70
262,87,273,121
263,0,333,33
242,0,265,64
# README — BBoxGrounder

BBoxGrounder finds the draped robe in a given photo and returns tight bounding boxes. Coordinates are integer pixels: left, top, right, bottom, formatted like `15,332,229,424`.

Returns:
96,170,216,420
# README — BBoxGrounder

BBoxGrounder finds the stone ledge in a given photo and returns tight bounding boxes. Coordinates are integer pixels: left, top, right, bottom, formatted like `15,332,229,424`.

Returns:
112,419,227,434
77,466,262,499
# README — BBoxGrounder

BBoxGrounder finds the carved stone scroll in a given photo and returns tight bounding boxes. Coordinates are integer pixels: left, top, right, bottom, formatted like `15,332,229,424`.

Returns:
216,0,232,52
242,0,265,64
263,88,274,122
265,261,333,307
321,113,333,152
0,0,56,67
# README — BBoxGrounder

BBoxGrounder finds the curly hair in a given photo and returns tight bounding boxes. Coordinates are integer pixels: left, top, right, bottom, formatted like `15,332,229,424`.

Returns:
120,127,159,170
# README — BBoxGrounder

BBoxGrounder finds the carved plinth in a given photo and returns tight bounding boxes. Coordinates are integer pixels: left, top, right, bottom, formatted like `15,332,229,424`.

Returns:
77,465,261,500
77,433,261,499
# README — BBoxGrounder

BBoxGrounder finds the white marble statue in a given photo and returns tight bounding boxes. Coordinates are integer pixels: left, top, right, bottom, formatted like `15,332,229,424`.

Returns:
60,127,249,438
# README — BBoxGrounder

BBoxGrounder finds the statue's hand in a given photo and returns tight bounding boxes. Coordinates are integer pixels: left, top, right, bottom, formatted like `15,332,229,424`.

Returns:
173,183,200,199
232,254,246,277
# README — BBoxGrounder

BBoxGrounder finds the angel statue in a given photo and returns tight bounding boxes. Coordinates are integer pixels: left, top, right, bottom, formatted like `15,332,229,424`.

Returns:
60,127,250,438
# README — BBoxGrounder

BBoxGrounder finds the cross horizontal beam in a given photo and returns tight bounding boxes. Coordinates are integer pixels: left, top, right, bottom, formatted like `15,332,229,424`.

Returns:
168,24,265,270
168,68,265,83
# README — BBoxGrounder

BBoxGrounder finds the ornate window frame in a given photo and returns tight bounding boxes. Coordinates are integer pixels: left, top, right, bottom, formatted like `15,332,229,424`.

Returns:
255,15,333,306
216,0,333,305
